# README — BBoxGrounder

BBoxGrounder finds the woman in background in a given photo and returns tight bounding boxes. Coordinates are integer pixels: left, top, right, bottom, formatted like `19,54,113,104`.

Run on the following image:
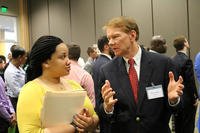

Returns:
17,35,98,133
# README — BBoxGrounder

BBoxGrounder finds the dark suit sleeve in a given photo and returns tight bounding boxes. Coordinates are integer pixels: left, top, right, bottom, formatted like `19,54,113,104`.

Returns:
182,59,198,101
170,59,178,80
166,58,183,111
95,66,113,122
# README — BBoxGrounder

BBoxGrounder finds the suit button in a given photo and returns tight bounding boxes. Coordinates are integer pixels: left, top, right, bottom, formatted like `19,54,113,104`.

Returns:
136,117,140,122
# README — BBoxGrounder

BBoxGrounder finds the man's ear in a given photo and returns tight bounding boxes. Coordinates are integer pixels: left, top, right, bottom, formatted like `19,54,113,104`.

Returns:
104,44,109,50
129,30,137,42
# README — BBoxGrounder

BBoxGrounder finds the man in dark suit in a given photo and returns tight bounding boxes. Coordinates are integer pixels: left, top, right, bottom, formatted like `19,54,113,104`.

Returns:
92,35,114,103
92,35,114,131
95,16,184,133
172,36,198,133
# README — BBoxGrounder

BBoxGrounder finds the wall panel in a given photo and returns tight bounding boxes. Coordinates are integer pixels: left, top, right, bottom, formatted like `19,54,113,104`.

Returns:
122,0,152,47
28,0,49,46
95,0,121,41
27,0,200,60
70,0,95,59
153,0,188,56
188,0,200,60
49,0,71,43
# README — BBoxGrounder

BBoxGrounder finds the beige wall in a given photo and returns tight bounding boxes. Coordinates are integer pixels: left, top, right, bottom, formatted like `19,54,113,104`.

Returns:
152,0,188,57
189,0,200,61
28,0,200,60
122,0,152,49
70,0,95,58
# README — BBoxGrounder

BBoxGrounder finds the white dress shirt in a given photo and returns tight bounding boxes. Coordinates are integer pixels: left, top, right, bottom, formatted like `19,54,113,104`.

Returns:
4,63,25,98
123,45,142,80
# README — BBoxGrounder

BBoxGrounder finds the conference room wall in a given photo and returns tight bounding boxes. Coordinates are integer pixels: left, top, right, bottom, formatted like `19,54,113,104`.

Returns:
28,0,200,60
28,0,49,46
188,0,200,61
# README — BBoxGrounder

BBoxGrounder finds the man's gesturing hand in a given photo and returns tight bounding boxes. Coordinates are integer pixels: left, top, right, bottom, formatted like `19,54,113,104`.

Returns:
101,80,118,113
168,71,184,103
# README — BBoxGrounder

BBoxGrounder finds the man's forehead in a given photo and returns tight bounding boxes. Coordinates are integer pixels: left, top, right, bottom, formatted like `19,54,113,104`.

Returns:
107,28,123,35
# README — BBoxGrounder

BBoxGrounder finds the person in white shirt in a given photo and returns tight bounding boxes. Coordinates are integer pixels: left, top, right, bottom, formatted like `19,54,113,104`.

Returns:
4,45,26,111
84,47,98,75
77,57,85,68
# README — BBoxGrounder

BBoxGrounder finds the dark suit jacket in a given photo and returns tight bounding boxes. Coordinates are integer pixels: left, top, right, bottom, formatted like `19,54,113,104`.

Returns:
95,49,179,133
92,54,112,132
172,52,198,109
92,54,112,106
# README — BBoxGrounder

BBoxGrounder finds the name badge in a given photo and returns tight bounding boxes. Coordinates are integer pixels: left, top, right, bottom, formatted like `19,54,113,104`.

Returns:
146,84,164,100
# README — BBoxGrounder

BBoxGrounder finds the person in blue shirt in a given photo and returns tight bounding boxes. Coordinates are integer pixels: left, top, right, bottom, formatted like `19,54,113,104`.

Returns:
194,52,200,88
195,52,200,132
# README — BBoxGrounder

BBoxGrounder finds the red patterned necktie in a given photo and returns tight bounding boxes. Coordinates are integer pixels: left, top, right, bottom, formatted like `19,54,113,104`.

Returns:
128,58,138,103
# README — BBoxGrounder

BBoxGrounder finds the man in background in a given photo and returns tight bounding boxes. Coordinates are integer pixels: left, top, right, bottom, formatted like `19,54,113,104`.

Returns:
3,44,17,73
84,47,98,75
172,36,198,133
92,35,114,131
64,44,95,106
149,35,167,54
92,35,114,106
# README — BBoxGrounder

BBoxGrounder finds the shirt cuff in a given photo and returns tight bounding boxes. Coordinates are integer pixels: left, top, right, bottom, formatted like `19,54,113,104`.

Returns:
103,106,114,114
168,97,180,107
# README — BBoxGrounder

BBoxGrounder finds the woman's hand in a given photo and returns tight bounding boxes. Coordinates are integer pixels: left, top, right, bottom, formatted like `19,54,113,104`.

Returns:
72,108,98,132
10,113,17,126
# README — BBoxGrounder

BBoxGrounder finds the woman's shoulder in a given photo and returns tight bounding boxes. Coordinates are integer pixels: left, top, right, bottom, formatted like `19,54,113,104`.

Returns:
20,79,45,95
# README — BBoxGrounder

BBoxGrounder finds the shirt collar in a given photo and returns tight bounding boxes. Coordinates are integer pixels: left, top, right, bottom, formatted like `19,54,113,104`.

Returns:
123,45,142,66
70,60,81,67
100,53,112,60
178,50,187,56
149,49,158,53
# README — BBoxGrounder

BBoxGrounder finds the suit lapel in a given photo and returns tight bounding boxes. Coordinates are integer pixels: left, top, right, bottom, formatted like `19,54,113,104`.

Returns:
116,57,137,109
137,50,154,110
113,52,154,110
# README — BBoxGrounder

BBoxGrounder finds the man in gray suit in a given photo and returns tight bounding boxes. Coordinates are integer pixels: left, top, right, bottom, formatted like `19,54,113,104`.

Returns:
95,16,184,133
